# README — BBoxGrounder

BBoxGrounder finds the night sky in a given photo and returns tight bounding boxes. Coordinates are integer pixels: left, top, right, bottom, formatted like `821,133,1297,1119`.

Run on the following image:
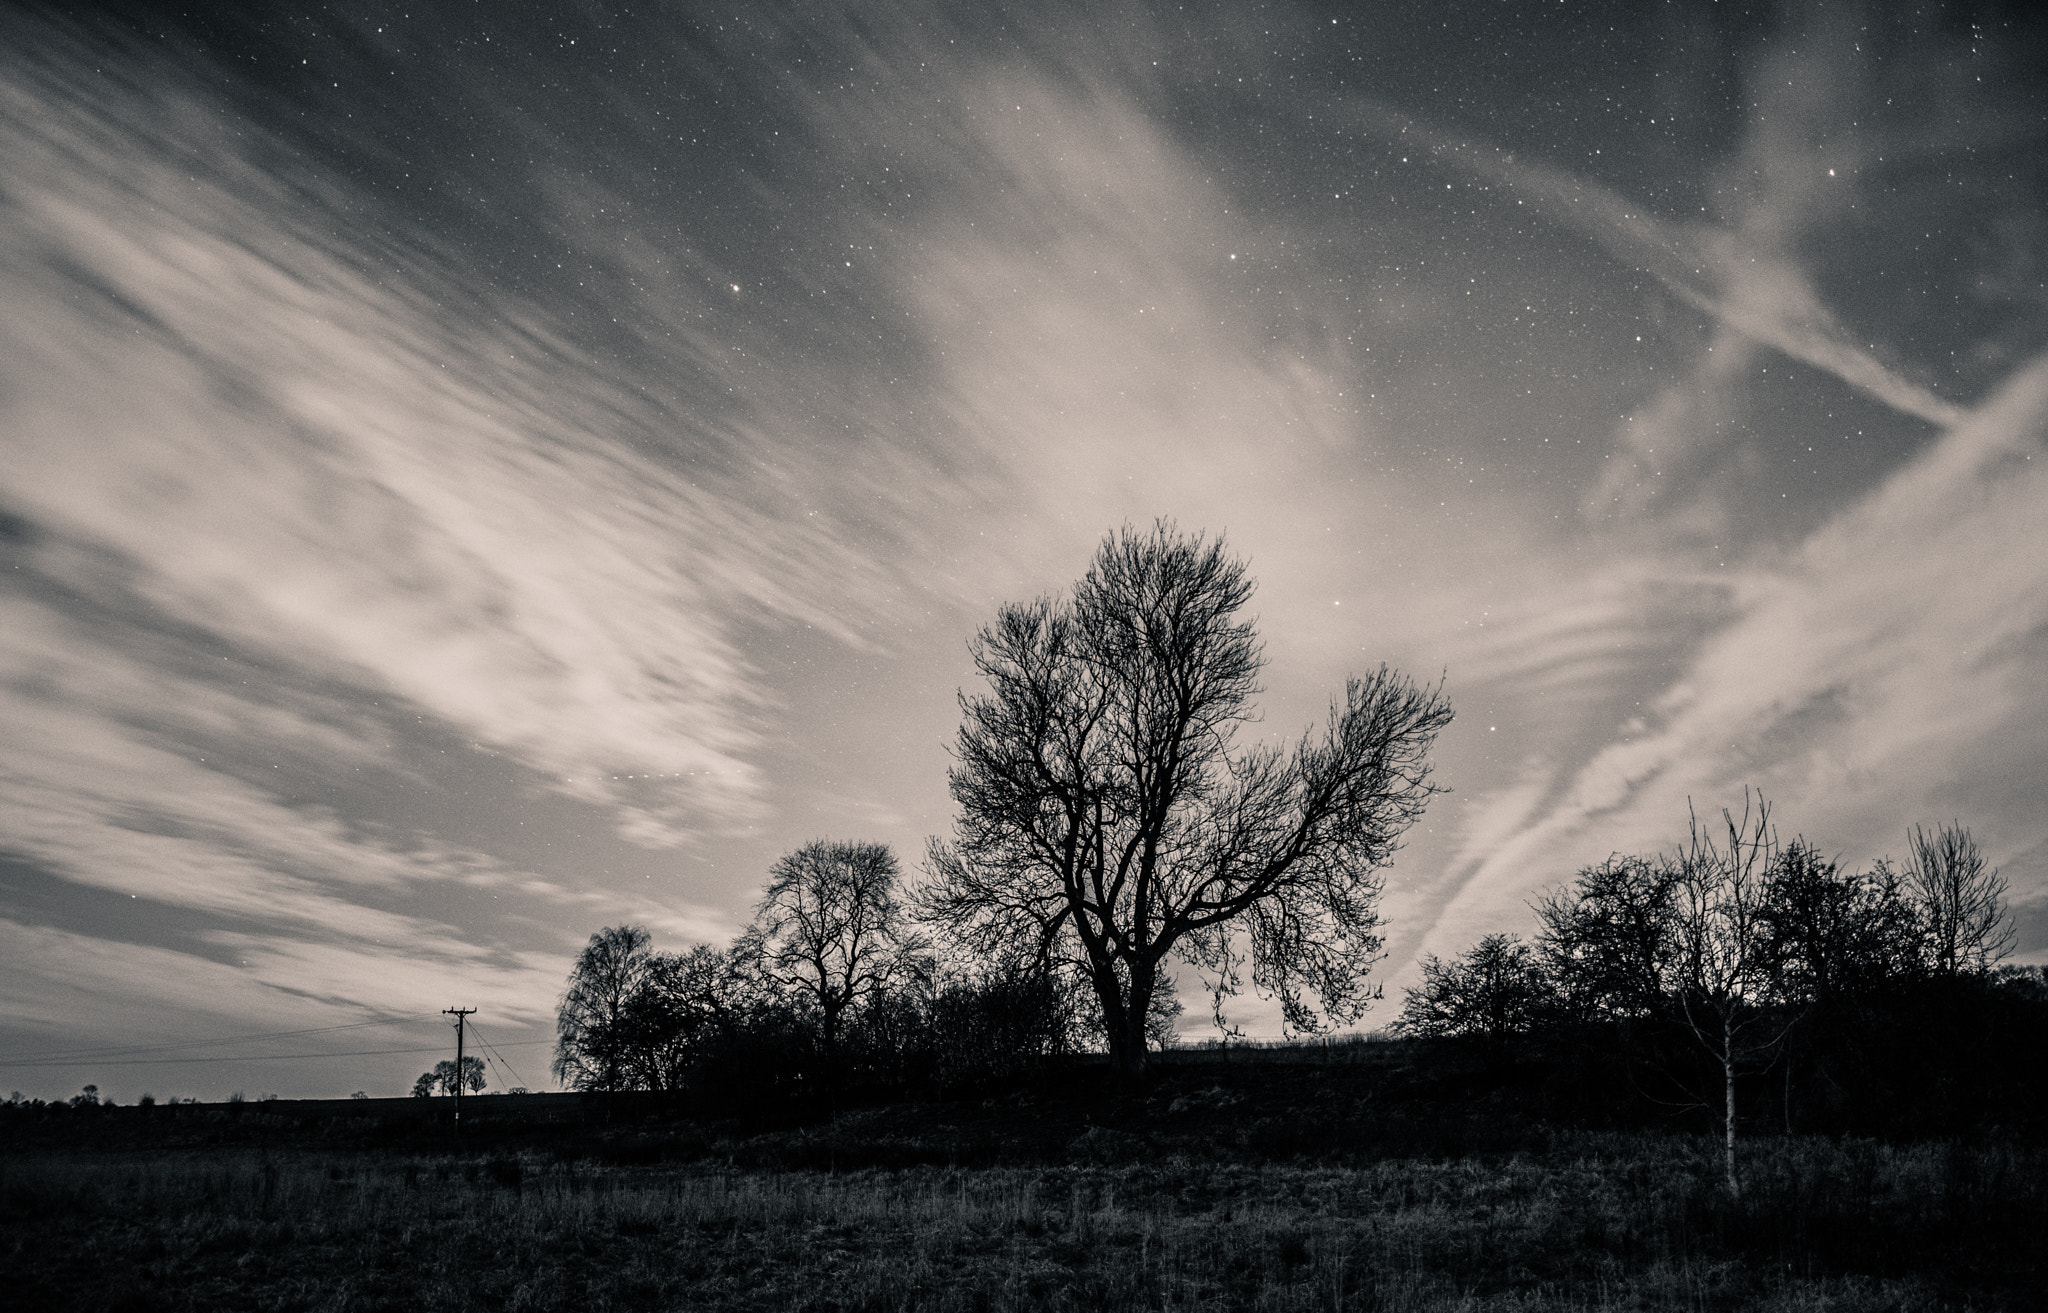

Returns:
3,0,2044,1100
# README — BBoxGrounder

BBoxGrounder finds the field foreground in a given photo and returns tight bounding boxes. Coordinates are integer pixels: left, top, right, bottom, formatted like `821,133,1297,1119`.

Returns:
3,1132,2042,1312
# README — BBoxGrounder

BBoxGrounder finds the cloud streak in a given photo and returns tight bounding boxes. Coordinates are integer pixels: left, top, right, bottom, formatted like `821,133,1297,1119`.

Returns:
1415,352,2048,963
1341,108,1968,434
0,40,944,846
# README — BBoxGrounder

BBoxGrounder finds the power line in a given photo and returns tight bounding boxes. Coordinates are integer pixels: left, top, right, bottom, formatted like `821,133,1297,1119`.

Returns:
468,1031,515,1088
0,1015,437,1065
464,1019,532,1091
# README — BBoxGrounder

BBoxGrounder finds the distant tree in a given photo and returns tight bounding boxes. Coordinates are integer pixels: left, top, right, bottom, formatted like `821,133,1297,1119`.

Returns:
920,523,1452,1078
432,1056,486,1096
1905,822,2013,978
1992,964,2048,1003
350,1091,369,1100
1668,793,1793,1198
1534,854,1681,1019
412,1058,485,1097
1396,934,1551,1046
1754,842,1921,1133
69,1084,99,1108
554,924,654,1093
926,960,1078,1089
745,841,920,1065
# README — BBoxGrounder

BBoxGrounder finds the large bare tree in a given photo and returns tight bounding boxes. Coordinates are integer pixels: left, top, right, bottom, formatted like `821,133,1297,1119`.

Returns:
919,523,1453,1078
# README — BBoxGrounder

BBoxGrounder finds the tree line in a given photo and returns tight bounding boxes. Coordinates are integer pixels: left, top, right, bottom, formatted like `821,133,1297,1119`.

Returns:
554,522,1453,1099
1396,794,2036,1191
548,523,2040,1149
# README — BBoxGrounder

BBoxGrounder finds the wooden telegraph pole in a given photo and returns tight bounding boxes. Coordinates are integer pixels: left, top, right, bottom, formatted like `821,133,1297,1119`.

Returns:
443,1007,475,1133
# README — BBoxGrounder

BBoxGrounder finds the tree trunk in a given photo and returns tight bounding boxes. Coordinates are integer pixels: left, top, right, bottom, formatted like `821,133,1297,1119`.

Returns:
1108,1019,1150,1081
1100,962,1152,1083
1723,1014,1740,1198
820,1001,843,1113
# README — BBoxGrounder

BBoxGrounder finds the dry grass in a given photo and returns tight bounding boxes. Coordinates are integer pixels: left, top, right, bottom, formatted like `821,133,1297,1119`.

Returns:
2,1132,2040,1311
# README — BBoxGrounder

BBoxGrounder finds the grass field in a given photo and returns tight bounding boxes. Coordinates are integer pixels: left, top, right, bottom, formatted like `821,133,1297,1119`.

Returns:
4,1129,2042,1311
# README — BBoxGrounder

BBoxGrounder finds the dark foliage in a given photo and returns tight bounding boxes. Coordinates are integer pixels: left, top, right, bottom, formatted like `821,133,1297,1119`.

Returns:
1394,933,1551,1045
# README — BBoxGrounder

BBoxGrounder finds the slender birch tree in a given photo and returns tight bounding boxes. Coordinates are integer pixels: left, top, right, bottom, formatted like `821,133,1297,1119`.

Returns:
1669,792,1794,1197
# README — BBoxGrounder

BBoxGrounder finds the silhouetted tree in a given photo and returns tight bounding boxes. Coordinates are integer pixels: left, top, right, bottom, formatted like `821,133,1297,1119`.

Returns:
1534,854,1681,1020
1760,841,1917,1005
554,924,653,1092
744,840,920,1067
414,1056,485,1096
620,941,757,1090
921,522,1452,1078
1905,821,2012,978
922,958,1079,1090
1750,842,1918,1133
1396,934,1551,1046
1993,964,2048,1002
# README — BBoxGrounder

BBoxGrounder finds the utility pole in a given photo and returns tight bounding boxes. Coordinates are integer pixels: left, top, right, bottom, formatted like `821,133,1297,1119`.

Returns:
443,1007,475,1134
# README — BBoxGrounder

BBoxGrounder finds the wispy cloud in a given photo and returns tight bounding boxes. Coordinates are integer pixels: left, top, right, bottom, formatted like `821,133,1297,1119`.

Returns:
1342,104,1967,437
1351,14,2048,976
0,30,923,1083
1411,353,2048,966
0,45,940,848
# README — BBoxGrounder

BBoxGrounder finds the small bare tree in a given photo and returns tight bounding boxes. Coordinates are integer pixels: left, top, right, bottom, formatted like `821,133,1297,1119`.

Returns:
747,840,918,1064
920,522,1452,1078
1905,822,2013,978
1669,792,1794,1197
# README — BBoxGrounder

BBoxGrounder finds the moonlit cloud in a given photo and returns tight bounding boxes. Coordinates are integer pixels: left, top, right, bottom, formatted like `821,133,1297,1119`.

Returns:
0,29,919,1090
1412,357,2048,963
1346,14,2048,979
